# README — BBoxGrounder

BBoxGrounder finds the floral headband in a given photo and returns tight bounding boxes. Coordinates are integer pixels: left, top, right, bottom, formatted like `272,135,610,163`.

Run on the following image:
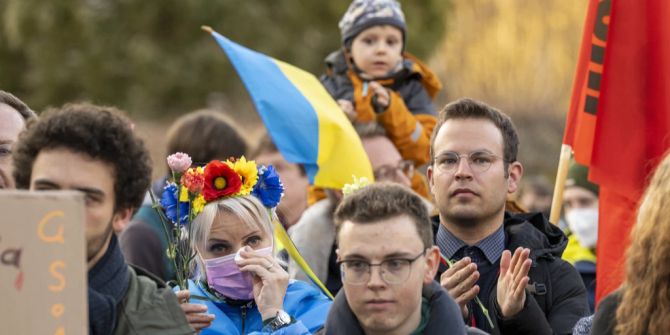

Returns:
160,152,284,225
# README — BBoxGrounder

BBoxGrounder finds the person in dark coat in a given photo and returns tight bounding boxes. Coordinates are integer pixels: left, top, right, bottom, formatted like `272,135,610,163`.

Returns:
322,280,488,335
427,98,589,334
318,183,474,335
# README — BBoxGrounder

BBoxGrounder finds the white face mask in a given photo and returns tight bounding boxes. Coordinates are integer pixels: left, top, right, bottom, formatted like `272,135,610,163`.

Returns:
566,207,599,249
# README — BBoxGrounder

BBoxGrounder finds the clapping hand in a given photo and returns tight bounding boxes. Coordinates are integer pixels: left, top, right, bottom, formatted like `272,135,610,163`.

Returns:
440,257,480,318
496,247,532,318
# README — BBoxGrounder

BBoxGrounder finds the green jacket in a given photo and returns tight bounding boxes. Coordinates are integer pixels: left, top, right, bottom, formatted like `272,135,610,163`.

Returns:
113,266,194,335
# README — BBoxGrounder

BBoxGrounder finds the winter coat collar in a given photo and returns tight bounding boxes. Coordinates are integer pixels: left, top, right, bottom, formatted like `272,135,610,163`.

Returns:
431,212,568,263
502,212,568,261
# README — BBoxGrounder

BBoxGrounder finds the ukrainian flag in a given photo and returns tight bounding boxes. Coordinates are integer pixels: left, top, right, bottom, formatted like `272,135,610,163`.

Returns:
203,27,373,189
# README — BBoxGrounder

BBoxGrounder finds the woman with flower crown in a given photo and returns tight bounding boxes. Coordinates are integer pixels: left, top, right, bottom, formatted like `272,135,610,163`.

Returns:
160,154,332,334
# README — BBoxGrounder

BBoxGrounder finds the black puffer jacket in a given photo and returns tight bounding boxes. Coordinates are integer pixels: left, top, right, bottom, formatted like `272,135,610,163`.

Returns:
435,212,590,335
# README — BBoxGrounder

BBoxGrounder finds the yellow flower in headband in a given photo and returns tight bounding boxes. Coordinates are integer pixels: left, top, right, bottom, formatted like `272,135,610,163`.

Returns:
192,194,206,216
226,156,259,196
342,176,371,196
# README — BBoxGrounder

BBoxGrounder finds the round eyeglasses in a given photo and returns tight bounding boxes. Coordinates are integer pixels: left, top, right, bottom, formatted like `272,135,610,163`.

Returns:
433,151,504,174
338,251,425,285
374,159,414,181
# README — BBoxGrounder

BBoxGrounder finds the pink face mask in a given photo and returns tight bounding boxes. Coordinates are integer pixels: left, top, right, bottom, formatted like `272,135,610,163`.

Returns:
203,246,273,300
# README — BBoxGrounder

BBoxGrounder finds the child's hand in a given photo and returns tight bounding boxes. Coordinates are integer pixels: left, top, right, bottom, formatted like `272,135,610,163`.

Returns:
369,81,390,111
337,99,357,121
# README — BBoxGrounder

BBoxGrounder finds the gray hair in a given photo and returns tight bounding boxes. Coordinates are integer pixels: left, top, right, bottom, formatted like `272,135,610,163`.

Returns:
190,195,277,281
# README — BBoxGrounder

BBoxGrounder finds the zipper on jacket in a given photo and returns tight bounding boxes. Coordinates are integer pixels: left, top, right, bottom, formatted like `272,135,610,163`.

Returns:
240,305,247,334
240,301,254,334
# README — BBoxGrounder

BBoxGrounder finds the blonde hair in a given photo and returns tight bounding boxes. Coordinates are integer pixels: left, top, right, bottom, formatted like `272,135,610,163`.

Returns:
190,195,277,281
616,152,670,335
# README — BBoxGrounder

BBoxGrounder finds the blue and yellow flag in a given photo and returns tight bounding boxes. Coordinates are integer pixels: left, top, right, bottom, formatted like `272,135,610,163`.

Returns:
204,27,373,189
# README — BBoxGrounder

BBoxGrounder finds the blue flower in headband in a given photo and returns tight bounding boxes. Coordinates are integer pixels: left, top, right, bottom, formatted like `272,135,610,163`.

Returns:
252,165,284,208
160,183,190,225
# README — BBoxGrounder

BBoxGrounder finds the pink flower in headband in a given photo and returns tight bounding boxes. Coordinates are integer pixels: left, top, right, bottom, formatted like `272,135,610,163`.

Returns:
167,152,192,173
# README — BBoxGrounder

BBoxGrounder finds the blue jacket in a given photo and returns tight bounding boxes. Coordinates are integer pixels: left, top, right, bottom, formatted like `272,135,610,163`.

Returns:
187,279,332,335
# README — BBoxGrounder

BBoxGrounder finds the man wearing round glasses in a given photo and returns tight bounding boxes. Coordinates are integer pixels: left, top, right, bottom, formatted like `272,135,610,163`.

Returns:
427,98,589,334
318,183,469,335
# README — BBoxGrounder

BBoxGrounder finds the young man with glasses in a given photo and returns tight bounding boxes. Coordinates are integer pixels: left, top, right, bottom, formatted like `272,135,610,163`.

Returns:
288,122,432,296
318,182,471,335
427,98,589,334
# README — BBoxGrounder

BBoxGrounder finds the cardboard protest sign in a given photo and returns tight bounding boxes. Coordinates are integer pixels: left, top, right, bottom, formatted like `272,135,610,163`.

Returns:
0,191,87,334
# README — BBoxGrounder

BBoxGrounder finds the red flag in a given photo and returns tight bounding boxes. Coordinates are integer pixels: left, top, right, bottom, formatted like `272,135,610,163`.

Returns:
563,0,608,166
564,0,670,303
591,0,670,302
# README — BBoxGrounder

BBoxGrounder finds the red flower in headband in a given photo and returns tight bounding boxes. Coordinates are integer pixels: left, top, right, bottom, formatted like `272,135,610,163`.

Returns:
202,160,242,201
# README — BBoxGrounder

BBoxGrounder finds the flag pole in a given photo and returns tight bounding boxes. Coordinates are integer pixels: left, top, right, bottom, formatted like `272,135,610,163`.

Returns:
201,25,213,34
550,144,572,224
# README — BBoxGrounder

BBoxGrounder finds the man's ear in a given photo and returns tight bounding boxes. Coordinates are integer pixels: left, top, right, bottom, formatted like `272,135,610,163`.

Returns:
423,246,441,284
111,207,134,234
427,164,435,195
506,161,524,195
335,248,341,262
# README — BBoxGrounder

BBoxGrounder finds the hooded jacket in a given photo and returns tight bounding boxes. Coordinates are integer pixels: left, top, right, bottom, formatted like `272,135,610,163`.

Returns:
317,281,485,335
435,212,590,335
320,50,441,167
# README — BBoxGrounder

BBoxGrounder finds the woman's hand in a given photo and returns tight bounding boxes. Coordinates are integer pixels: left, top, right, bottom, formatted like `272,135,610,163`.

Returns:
176,290,215,332
237,246,289,320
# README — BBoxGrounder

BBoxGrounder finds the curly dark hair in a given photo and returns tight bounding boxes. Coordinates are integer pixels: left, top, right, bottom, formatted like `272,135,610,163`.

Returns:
13,103,152,212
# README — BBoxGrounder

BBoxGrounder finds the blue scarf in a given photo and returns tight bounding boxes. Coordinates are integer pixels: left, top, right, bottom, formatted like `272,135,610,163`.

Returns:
88,234,129,335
